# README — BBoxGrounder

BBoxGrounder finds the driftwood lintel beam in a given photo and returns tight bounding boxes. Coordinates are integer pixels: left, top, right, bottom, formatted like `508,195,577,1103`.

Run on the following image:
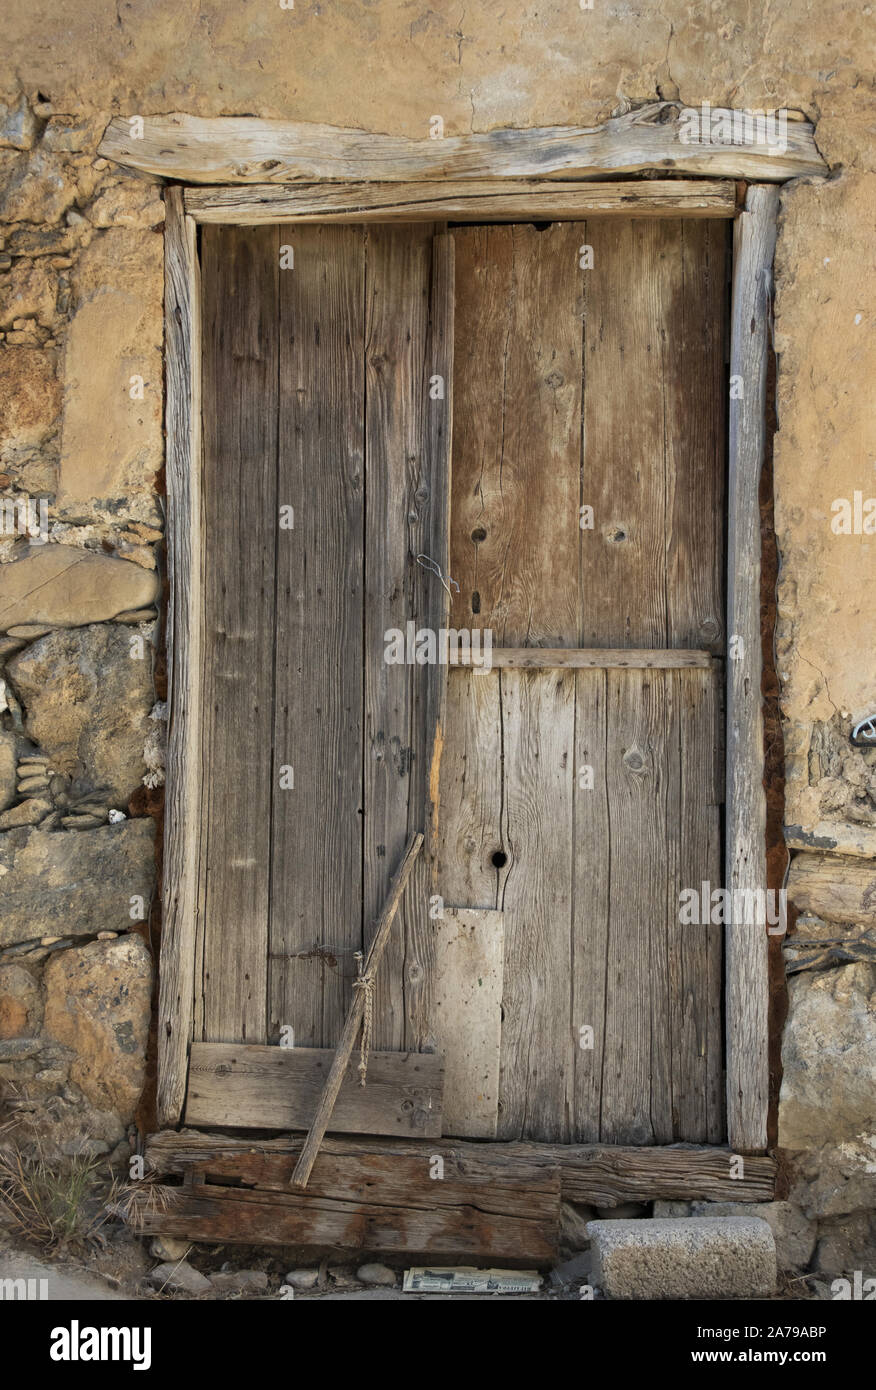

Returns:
99,104,826,186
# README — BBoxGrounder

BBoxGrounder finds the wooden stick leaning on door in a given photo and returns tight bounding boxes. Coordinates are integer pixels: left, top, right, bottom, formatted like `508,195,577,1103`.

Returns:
289,831,425,1189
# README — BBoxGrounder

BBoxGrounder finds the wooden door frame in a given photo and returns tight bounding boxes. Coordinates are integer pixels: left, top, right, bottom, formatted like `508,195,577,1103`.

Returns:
152,107,826,1154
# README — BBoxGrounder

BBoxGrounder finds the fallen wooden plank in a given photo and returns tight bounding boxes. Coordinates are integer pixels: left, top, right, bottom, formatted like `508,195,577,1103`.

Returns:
290,831,423,1188
431,908,504,1139
184,178,738,224
185,1042,443,1136
146,1131,778,1207
137,1176,559,1263
100,105,826,183
448,647,713,669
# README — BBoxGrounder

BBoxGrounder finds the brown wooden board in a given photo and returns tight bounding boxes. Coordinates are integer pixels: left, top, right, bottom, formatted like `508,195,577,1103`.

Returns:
185,1042,443,1136
436,666,722,1143
198,225,279,1045
144,1129,776,1220
268,224,366,1050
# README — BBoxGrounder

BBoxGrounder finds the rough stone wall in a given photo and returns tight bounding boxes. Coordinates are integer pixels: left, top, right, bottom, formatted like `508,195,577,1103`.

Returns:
0,3,873,1278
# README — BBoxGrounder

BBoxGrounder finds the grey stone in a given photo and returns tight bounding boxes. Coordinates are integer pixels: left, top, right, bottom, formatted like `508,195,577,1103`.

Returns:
813,1212,876,1278
356,1262,396,1287
284,1268,319,1290
587,1217,777,1300
149,1236,192,1262
8,624,153,802
0,731,17,811
147,1260,212,1295
778,963,876,1151
0,796,52,828
0,820,155,947
653,1200,816,1271
788,1139,876,1221
210,1269,269,1294
0,98,37,151
652,1201,692,1218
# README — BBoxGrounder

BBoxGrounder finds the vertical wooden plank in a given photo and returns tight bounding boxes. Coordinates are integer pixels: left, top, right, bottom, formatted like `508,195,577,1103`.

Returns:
434,668,504,911
665,221,727,651
158,188,201,1125
571,667,610,1142
599,668,673,1144
418,231,455,1050
431,907,504,1138
497,670,575,1141
726,185,777,1153
363,223,435,1052
199,224,278,1044
269,225,366,1049
581,219,725,648
670,666,724,1142
449,223,583,646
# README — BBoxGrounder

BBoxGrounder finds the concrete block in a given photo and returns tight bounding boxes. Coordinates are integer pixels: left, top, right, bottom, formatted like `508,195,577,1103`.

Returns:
587,1217,776,1300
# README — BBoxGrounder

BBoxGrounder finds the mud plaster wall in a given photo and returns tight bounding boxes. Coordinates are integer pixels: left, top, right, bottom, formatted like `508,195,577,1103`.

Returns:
0,2,873,1279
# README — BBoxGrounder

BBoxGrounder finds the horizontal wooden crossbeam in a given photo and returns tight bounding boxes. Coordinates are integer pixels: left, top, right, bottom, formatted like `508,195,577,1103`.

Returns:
449,647,714,669
184,179,738,224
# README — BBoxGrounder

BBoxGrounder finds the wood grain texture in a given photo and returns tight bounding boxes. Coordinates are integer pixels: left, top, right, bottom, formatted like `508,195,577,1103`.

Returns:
449,223,584,646
198,225,279,1045
100,105,825,183
787,852,876,927
725,185,778,1153
146,1129,777,1208
431,907,504,1138
363,225,437,1053
290,831,423,1188
580,219,726,649
438,667,723,1144
269,224,365,1050
184,179,739,224
497,670,576,1140
185,1042,443,1135
158,188,202,1125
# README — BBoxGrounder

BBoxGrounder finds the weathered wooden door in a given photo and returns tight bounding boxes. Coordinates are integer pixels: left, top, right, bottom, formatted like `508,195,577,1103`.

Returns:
186,215,726,1147
436,219,728,1144
193,222,452,1063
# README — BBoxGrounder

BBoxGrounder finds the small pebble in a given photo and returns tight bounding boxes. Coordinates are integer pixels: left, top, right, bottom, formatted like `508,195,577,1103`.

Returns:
356,1262,396,1288
284,1268,318,1290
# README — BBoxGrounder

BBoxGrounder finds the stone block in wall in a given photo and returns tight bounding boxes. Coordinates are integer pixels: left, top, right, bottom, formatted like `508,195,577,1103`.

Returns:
0,819,154,947
0,97,38,151
652,1200,816,1271
0,962,43,1037
7,622,153,803
0,729,17,810
788,852,876,927
778,962,876,1150
0,148,80,225
787,1140,876,1222
42,934,152,1121
57,228,162,521
813,1212,876,1278
0,258,58,330
0,547,158,630
0,348,61,482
